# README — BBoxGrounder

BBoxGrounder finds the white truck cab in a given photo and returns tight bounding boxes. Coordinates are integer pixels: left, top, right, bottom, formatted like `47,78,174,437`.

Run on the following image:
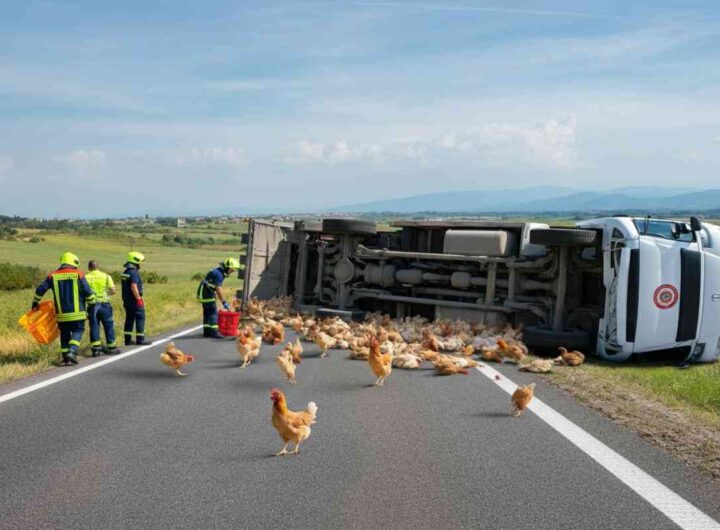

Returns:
241,215,720,363
582,216,720,363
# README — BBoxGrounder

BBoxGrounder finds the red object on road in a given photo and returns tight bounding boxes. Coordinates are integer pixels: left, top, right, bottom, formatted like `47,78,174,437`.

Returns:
218,310,242,336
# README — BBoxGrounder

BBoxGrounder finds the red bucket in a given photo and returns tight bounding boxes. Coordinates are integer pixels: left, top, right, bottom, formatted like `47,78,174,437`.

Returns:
218,310,242,336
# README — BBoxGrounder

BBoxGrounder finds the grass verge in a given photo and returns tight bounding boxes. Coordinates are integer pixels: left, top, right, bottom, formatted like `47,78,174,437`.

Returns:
544,360,720,481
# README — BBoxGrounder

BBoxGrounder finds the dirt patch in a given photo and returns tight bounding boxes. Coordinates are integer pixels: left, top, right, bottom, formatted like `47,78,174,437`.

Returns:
547,367,720,482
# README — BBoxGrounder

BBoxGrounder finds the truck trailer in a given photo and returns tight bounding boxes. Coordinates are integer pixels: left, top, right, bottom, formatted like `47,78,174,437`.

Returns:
241,216,720,363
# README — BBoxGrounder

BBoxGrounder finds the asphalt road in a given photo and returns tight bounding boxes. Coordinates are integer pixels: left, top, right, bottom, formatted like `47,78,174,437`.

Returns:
1,328,719,530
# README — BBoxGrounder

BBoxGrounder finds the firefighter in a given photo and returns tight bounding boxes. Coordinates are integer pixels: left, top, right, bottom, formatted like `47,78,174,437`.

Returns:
197,257,240,338
86,260,121,356
32,252,96,365
121,251,148,346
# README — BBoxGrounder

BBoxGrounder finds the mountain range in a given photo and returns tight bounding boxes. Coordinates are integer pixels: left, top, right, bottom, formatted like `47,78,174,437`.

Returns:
331,186,720,214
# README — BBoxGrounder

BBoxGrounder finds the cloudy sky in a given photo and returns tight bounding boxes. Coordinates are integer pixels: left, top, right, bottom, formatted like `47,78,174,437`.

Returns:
2,1,720,217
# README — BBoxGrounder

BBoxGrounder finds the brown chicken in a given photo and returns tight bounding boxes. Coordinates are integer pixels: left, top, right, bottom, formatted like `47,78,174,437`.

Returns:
480,346,504,363
276,351,297,384
554,347,586,366
160,342,195,376
497,338,527,363
433,357,470,376
262,321,285,345
313,331,335,359
283,338,303,364
511,383,536,417
270,389,318,456
367,336,392,386
237,330,261,368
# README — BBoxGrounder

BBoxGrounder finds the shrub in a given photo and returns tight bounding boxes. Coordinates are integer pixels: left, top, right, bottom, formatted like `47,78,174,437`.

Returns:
109,270,123,283
144,271,168,284
191,272,204,281
27,236,42,243
0,262,46,291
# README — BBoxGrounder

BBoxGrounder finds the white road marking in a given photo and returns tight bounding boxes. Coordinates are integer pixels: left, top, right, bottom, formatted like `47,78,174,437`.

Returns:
475,364,720,530
0,326,203,405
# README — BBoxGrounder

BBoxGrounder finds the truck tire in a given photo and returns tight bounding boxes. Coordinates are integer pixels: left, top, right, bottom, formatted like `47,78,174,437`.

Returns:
322,218,377,236
529,228,597,247
523,326,592,352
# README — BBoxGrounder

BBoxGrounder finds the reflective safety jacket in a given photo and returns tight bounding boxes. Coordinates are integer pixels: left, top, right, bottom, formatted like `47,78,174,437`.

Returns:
86,270,115,303
34,265,96,322
196,267,225,303
121,264,143,306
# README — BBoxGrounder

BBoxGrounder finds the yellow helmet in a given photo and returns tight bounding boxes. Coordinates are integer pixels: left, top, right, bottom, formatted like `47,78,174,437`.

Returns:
223,257,240,270
60,252,80,267
127,251,146,265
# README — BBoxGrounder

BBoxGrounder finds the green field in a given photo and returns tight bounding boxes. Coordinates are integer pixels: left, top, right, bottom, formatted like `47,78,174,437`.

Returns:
0,223,245,384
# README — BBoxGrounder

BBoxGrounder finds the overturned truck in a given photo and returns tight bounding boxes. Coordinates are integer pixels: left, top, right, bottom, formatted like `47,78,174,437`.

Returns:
241,216,720,363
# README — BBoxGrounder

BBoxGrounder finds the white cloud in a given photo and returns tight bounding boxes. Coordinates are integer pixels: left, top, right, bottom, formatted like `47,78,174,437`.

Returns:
0,156,14,174
174,147,247,168
291,117,578,170
57,149,107,175
292,139,383,164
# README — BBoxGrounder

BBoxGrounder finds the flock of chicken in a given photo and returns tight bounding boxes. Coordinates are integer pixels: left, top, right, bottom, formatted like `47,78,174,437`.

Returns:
159,296,587,455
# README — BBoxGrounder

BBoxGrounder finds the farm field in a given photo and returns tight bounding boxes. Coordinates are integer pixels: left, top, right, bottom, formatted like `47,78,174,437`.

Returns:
0,222,245,384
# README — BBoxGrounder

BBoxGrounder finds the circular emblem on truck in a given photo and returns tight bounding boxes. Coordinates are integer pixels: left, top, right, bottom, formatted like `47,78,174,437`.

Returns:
653,284,679,310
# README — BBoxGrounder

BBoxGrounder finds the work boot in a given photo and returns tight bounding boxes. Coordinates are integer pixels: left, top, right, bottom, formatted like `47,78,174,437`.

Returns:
135,337,149,346
125,337,134,346
106,347,122,355
203,328,211,337
91,347,102,357
209,329,224,339
66,352,79,365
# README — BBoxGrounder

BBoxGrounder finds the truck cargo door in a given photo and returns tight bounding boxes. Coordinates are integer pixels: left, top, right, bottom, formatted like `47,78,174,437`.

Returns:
242,219,294,302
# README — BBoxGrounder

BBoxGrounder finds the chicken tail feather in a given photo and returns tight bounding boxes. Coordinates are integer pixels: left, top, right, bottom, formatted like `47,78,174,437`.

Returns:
306,401,318,422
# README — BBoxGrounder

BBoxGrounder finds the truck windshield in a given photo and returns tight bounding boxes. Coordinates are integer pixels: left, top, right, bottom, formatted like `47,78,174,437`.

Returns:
633,219,695,242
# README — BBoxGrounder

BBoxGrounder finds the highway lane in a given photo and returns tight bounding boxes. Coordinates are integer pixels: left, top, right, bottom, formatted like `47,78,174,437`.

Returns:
1,328,719,529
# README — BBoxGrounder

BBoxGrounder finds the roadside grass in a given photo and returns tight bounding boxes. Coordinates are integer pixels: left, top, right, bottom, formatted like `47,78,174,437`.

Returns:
556,359,720,426
0,230,243,384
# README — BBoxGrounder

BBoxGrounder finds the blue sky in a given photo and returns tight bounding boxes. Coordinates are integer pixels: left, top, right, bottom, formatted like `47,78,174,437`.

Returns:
2,1,720,217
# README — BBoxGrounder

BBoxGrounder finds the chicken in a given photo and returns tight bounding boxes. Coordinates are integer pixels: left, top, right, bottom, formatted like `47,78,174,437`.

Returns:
262,321,285,345
480,346,504,364
497,338,527,363
368,337,392,386
392,352,422,369
236,330,261,368
433,357,469,376
313,331,335,359
511,383,536,416
554,347,586,366
160,342,195,376
519,358,553,373
270,389,318,456
276,351,297,384
284,338,303,364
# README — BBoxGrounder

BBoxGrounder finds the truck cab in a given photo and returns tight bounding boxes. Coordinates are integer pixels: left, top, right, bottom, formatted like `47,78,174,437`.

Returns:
241,216,720,363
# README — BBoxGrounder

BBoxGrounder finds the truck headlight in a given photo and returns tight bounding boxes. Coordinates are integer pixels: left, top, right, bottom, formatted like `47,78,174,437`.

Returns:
691,343,705,360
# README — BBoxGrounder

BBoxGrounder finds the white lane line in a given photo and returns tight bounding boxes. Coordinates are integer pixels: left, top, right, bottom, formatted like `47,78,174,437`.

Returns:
475,364,720,530
0,326,203,405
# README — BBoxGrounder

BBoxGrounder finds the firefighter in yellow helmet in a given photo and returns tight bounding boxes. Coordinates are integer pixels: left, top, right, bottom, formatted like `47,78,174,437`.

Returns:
121,251,147,345
32,252,97,365
196,257,240,338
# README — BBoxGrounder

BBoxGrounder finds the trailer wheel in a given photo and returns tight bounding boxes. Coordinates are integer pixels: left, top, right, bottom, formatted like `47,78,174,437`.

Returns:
523,326,592,352
322,218,377,236
529,228,597,247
